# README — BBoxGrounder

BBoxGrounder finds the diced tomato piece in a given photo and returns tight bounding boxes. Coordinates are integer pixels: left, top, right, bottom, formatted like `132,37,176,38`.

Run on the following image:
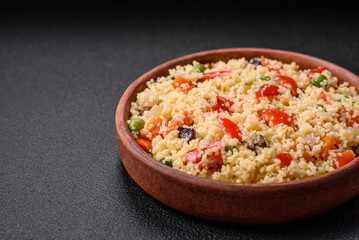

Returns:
274,75,299,96
337,107,359,127
185,140,222,169
136,139,152,151
140,116,163,140
308,67,326,77
199,70,231,82
217,117,242,141
268,65,283,74
335,151,355,167
258,109,296,129
172,76,195,91
255,84,280,99
276,153,293,167
320,135,340,160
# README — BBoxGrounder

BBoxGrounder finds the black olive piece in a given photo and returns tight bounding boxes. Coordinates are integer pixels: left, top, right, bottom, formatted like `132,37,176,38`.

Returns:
178,127,195,140
248,57,261,68
247,135,267,151
351,145,359,157
138,107,151,116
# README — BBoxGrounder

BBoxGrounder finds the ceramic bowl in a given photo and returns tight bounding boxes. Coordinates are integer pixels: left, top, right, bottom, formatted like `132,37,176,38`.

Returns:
115,48,359,224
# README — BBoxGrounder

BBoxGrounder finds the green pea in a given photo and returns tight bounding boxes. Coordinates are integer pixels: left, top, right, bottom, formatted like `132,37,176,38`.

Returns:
312,74,328,88
128,118,145,132
225,145,237,152
260,75,270,81
160,158,173,167
195,64,207,73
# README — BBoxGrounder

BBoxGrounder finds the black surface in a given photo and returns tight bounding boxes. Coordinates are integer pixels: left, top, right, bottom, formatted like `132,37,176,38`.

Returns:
1,5,359,239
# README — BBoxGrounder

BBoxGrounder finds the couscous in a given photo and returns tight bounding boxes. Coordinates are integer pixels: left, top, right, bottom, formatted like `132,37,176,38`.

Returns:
128,57,359,183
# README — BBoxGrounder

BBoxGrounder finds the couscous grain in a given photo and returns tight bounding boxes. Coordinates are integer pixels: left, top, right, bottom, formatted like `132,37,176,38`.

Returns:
128,57,359,183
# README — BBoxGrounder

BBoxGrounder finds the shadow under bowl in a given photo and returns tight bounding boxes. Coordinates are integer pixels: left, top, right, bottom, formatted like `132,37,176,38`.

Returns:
115,48,359,224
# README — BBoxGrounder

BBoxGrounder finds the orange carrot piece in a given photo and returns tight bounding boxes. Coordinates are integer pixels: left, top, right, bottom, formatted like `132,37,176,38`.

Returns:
335,151,355,167
260,56,270,66
136,139,152,151
172,76,195,91
337,108,359,127
320,135,340,160
319,91,331,104
293,142,312,160
140,116,163,140
182,110,193,126
164,120,180,136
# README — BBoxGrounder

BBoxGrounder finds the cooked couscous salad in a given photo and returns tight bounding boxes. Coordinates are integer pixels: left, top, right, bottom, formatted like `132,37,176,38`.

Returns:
128,57,359,183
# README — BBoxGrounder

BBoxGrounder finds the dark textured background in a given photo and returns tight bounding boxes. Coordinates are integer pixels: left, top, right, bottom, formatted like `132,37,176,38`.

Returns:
1,3,359,239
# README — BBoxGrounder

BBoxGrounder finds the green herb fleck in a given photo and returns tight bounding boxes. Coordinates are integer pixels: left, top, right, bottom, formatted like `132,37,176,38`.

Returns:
317,104,326,111
260,75,270,81
225,145,237,152
160,158,173,167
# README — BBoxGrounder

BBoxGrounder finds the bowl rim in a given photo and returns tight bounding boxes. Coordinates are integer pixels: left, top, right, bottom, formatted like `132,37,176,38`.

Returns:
116,47,359,191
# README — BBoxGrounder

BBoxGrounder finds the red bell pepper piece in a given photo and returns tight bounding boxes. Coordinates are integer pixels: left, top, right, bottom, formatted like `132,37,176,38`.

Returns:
255,84,280,99
268,65,283,74
276,153,293,167
199,70,231,82
185,140,222,169
217,117,242,141
258,109,296,129
215,96,234,107
209,96,234,113
274,75,299,96
209,105,222,112
308,67,326,77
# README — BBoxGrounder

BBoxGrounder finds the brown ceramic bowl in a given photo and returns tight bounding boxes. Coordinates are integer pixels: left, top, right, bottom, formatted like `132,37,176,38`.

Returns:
115,48,359,224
